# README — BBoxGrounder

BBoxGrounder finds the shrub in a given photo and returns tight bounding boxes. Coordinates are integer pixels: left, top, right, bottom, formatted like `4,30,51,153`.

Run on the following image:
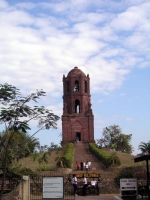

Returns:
89,143,121,167
114,166,147,188
108,151,121,166
36,166,51,171
64,143,74,168
56,143,74,168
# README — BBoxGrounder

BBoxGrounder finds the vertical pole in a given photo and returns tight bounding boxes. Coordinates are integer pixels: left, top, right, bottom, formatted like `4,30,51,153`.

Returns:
22,176,30,200
146,159,150,200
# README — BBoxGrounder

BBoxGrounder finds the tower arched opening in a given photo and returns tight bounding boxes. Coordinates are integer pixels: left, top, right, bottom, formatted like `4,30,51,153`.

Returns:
75,99,80,113
74,80,79,91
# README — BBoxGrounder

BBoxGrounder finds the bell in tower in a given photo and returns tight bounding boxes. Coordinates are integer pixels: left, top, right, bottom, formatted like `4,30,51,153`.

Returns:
62,67,94,143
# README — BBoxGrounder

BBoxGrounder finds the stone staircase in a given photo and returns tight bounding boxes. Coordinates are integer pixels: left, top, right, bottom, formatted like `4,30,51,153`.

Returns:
72,141,105,173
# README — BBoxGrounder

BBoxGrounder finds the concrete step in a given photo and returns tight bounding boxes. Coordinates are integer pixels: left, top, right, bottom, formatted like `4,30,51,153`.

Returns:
73,141,104,172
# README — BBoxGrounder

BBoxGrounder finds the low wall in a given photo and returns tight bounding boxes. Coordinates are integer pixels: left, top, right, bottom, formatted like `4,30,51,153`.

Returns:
99,174,120,194
3,176,30,200
2,172,120,199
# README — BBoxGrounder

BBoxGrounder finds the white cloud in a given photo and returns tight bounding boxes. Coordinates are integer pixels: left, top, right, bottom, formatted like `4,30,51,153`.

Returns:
0,0,149,155
110,2,150,31
72,12,112,24
46,103,62,129
0,0,8,9
100,47,125,58
123,33,149,52
85,56,130,93
0,0,149,96
126,117,134,121
15,2,36,10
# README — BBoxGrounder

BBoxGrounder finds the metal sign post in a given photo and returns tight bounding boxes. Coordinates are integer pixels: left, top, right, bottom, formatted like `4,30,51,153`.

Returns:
120,178,137,198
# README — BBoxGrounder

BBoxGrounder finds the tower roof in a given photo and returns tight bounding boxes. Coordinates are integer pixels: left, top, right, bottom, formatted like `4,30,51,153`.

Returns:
67,67,86,77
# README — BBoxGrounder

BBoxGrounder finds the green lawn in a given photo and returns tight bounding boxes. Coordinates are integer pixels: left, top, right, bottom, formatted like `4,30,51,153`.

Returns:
17,148,145,172
17,149,65,171
102,150,145,167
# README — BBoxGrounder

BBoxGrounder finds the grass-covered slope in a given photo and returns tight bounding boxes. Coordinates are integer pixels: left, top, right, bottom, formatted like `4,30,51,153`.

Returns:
17,144,144,171
18,149,65,171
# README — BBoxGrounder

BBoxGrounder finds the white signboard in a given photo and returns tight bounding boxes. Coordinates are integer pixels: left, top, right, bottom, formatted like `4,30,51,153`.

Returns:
120,178,137,191
43,177,64,199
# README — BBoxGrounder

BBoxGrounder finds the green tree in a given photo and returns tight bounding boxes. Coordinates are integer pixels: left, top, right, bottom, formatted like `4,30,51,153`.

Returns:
0,130,40,161
28,136,40,154
55,156,66,167
138,141,150,154
0,83,60,198
31,151,51,167
109,151,121,166
97,125,133,154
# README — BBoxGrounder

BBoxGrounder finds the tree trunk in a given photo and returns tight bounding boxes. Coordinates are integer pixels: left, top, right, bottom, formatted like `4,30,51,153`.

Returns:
0,147,8,200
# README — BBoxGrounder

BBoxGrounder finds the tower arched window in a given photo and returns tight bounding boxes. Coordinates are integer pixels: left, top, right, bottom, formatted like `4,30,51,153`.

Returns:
66,81,69,92
74,80,79,91
75,99,80,113
85,81,87,93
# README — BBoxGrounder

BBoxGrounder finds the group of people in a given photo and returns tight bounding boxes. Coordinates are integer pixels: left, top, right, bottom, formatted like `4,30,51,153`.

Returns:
72,174,99,196
76,160,91,172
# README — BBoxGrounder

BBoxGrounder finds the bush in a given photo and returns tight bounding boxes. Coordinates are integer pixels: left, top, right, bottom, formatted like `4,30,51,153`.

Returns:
56,143,74,168
36,166,51,171
18,167,36,176
89,143,121,167
114,166,147,188
6,163,37,178
64,143,74,168
108,151,121,166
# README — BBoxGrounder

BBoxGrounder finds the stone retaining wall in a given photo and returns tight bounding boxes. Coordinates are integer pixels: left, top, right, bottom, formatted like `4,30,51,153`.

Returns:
39,169,120,194
3,176,30,200
2,172,120,199
99,174,119,194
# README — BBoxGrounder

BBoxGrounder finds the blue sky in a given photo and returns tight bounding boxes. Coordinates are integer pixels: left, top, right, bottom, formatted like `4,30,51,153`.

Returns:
0,0,150,155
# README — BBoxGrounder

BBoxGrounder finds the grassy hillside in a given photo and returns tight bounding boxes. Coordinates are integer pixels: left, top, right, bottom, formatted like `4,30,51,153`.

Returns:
102,150,145,167
18,149,65,171
17,148,145,172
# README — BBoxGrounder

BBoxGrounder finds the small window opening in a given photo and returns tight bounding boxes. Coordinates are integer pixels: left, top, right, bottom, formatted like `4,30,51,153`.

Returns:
74,80,79,91
67,81,69,92
75,99,80,113
85,81,87,93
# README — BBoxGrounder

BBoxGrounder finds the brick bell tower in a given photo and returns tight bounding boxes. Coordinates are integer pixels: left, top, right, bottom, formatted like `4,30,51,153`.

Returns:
62,66,94,143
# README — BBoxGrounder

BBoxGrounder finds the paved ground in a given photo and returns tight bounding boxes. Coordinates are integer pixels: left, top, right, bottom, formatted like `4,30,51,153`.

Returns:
75,194,122,200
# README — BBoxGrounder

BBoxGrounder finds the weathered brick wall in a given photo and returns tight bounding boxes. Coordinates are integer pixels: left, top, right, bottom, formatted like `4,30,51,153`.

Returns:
62,67,94,143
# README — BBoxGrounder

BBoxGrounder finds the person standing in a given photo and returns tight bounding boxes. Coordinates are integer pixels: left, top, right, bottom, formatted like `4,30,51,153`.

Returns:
90,178,99,195
76,137,79,142
72,174,78,196
77,161,80,170
83,161,86,170
88,160,91,170
85,161,89,173
76,161,80,170
80,160,83,170
82,174,88,196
